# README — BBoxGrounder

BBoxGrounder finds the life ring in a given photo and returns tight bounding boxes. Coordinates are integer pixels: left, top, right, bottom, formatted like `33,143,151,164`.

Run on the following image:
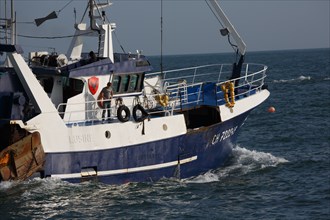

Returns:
132,104,149,122
117,105,130,122
97,93,104,109
221,81,235,108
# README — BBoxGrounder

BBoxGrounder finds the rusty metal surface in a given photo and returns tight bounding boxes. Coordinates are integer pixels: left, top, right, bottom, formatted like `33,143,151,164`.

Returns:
0,132,45,181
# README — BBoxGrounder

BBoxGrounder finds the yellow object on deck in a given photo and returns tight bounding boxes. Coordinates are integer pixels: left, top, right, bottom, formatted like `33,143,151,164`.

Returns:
156,94,169,107
221,81,235,108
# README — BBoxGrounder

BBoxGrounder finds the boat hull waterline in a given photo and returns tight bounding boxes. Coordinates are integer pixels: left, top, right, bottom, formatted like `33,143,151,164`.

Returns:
45,111,251,184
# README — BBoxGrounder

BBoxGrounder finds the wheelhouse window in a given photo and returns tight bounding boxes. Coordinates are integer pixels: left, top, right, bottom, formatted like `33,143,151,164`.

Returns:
112,73,144,94
121,75,130,93
112,75,121,93
63,78,84,102
73,79,84,92
128,74,139,92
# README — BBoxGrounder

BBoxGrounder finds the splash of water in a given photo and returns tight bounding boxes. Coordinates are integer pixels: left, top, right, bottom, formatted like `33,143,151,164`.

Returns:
0,180,18,191
184,171,220,184
184,146,289,184
232,146,289,169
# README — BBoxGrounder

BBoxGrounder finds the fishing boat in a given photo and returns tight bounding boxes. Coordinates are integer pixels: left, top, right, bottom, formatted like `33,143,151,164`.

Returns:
0,0,269,184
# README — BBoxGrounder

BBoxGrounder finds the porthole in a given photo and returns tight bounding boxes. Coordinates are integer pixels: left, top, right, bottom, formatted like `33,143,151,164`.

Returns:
105,130,111,139
163,124,168,131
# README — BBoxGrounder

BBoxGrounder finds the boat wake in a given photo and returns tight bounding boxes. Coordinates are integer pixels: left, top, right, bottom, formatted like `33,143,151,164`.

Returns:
0,176,73,194
273,75,311,83
184,145,289,184
0,180,18,190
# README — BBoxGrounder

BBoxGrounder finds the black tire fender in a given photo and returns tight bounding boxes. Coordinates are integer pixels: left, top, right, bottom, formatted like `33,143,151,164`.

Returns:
117,105,130,122
132,104,149,122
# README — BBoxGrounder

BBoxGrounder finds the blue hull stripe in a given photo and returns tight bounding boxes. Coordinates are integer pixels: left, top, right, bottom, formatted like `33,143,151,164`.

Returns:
51,156,197,179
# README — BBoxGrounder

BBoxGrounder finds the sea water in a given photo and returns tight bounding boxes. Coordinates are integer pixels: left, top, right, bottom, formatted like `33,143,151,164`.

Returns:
1,48,329,219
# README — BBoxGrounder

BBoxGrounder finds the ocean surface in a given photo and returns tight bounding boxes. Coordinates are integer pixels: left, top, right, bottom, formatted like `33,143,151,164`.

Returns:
1,48,329,219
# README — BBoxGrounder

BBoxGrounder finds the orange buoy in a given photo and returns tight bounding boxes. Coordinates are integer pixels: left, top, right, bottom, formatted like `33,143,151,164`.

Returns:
268,106,276,113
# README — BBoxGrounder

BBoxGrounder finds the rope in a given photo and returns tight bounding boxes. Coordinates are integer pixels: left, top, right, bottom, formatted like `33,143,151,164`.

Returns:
113,31,127,54
58,0,75,15
18,31,94,39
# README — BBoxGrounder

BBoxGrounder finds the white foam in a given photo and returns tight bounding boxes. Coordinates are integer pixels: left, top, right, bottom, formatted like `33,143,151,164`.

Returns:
0,180,18,190
273,75,311,83
25,177,76,191
20,177,80,199
184,171,219,184
232,146,289,169
183,145,288,184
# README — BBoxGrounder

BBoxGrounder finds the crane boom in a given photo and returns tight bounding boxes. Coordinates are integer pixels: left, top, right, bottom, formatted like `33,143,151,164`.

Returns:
206,0,246,55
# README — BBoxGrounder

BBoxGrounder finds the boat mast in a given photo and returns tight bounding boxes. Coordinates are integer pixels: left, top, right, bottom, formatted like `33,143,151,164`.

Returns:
67,0,115,62
10,0,16,45
0,0,16,45
160,0,164,77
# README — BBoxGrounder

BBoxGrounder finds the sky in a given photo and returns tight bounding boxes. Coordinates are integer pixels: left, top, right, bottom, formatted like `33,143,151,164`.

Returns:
1,0,329,56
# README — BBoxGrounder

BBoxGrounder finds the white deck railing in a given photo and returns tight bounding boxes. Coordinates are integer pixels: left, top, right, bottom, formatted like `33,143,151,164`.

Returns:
56,63,267,125
147,63,268,107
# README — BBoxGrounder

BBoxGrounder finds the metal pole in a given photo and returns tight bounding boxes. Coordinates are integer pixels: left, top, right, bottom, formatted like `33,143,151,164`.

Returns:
5,0,8,44
11,0,15,44
160,0,164,78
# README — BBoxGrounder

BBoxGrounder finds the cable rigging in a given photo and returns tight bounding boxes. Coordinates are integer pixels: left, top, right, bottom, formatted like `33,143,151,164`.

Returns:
204,0,239,53
17,31,94,39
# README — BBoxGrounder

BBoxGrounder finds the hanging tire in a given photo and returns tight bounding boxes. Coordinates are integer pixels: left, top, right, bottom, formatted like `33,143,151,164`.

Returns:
132,104,149,122
117,105,130,122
